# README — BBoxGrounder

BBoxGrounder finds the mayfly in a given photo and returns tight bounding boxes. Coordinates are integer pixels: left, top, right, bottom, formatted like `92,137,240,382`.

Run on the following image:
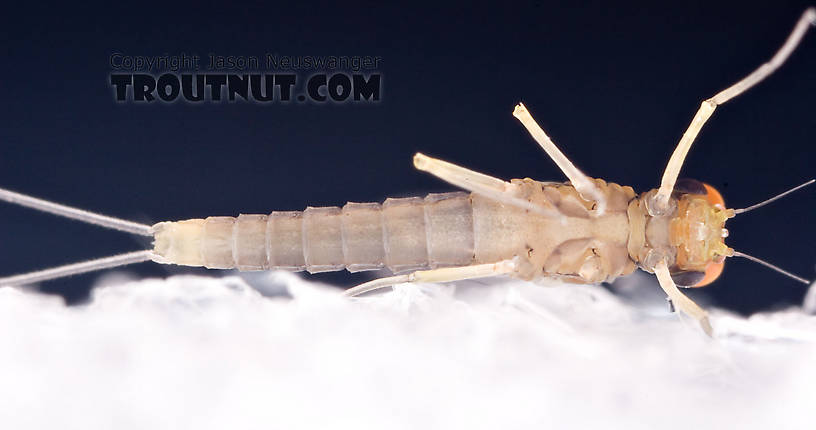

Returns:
1,9,814,335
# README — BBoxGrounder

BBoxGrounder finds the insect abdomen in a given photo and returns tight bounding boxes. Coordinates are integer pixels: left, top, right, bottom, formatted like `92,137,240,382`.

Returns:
151,192,478,273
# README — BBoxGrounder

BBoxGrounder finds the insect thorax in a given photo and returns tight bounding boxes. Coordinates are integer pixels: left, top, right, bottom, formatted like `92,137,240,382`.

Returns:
509,178,638,284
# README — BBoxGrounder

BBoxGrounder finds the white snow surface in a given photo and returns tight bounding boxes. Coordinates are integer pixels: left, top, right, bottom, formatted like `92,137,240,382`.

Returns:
1,272,815,430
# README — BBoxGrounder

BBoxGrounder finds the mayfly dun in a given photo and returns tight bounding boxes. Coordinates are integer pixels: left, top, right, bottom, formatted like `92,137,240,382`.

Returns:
1,9,815,335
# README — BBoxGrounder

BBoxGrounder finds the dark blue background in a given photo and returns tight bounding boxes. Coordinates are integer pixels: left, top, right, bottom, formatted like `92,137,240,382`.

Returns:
0,1,813,314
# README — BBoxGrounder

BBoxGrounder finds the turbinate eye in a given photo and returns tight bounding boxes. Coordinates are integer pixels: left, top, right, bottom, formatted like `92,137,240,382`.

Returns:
673,178,707,195
701,183,726,208
671,261,725,287
673,179,727,209
670,270,706,288
695,261,725,287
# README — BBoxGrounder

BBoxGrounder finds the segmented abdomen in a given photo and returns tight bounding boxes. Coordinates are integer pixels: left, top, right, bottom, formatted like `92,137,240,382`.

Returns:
154,192,500,273
153,179,636,282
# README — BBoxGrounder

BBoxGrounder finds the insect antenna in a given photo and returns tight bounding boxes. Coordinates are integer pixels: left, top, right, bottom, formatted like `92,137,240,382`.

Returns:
730,251,811,285
724,180,815,286
733,179,815,215
0,186,156,287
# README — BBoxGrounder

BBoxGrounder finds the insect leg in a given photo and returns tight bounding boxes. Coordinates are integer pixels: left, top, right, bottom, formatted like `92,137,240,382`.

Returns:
653,260,713,336
512,103,606,214
413,153,561,218
342,258,518,297
652,8,816,212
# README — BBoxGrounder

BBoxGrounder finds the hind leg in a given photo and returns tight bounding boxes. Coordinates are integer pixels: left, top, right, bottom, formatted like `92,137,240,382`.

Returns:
343,258,519,297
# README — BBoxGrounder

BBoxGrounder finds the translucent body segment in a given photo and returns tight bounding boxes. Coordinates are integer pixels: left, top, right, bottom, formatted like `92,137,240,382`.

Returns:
302,206,345,273
341,202,386,272
423,192,474,268
153,180,638,285
382,197,429,273
267,211,305,271
153,219,205,266
202,216,236,269
234,214,268,270
471,194,530,264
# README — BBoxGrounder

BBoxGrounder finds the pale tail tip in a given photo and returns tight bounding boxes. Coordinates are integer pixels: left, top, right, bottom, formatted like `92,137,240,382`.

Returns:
805,7,816,25
512,103,527,118
413,153,428,170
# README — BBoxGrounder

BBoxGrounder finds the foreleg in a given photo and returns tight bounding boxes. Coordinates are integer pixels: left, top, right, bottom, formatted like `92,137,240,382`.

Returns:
654,260,713,336
651,8,816,213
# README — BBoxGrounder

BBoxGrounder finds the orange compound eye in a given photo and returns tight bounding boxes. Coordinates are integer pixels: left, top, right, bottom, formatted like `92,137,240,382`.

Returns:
702,183,725,208
694,261,725,287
